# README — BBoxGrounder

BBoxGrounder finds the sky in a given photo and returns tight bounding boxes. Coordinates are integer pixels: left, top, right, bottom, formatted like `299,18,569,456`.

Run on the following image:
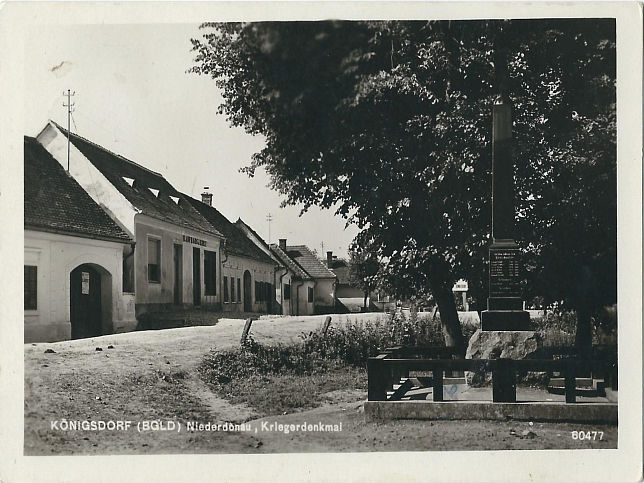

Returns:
24,23,359,258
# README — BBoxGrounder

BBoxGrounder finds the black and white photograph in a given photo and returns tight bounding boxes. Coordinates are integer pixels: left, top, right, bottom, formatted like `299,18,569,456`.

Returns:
0,2,641,483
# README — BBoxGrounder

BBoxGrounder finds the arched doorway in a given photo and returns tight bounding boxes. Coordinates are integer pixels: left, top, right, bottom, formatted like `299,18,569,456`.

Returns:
70,263,111,339
243,270,252,312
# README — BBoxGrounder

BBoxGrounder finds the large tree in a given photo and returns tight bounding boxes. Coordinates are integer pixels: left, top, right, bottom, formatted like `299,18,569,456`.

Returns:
190,20,616,356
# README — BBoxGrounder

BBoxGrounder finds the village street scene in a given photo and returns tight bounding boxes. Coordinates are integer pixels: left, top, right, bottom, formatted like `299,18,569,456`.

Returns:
18,13,628,470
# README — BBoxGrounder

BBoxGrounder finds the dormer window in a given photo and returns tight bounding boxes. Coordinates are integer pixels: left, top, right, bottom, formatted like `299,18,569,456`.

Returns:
169,196,180,204
148,188,160,197
122,176,135,187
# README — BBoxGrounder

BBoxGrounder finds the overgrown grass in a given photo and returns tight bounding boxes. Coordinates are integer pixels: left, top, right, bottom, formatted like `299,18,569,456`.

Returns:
199,312,446,416
199,344,366,417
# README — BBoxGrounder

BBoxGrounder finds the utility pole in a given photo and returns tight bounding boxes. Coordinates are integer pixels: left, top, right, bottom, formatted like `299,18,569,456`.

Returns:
63,89,75,171
266,213,273,243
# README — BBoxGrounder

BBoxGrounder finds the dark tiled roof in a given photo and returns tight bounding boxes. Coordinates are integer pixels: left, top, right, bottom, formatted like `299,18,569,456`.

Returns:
270,244,311,280
235,218,284,266
285,245,337,279
185,196,275,265
236,218,270,251
24,136,132,243
52,122,223,238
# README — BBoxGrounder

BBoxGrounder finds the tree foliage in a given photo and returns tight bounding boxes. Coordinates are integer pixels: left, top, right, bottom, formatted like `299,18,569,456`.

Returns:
190,20,616,354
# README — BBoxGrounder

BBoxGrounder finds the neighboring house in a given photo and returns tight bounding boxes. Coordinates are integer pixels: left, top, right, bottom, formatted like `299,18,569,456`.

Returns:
24,136,135,342
234,219,289,314
269,241,314,316
186,193,277,314
270,239,337,315
323,251,378,313
324,252,363,298
36,121,225,317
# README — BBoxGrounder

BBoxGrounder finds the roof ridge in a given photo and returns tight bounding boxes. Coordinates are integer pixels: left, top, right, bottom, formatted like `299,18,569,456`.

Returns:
270,243,312,279
287,244,337,278
50,120,164,178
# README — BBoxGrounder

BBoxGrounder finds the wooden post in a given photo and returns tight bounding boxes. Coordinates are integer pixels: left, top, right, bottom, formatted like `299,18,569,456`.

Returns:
367,355,389,401
565,360,576,403
322,316,332,335
240,317,254,346
432,365,444,402
492,358,516,402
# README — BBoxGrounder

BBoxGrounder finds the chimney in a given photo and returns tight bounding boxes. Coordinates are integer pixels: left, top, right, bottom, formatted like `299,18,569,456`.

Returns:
201,187,213,207
279,238,287,250
326,251,333,267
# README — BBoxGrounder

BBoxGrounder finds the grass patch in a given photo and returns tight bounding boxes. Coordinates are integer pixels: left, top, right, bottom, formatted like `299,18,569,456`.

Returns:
199,312,445,417
199,347,366,417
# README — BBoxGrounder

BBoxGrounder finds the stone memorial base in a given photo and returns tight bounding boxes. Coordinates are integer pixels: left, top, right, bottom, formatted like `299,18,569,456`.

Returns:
465,329,542,386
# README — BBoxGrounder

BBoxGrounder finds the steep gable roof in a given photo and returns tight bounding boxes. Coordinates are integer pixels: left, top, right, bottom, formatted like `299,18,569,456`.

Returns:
185,196,275,265
24,136,132,243
52,122,222,238
285,245,337,280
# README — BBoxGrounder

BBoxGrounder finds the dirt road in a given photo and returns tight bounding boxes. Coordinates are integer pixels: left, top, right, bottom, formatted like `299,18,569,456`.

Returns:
24,314,616,454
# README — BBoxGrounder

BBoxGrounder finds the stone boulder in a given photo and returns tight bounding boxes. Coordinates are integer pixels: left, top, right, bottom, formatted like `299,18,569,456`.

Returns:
465,329,542,385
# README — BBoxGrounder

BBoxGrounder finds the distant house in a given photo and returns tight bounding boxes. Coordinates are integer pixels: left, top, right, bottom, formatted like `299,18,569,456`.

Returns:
36,121,225,317
323,251,381,313
24,136,134,342
186,193,277,313
269,239,337,315
324,252,363,298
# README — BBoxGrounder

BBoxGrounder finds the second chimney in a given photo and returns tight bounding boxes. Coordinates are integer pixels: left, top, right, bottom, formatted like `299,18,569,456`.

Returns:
327,251,333,267
201,187,213,207
279,238,287,250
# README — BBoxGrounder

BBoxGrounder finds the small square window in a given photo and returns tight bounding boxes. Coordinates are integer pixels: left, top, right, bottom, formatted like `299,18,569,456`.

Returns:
24,265,37,310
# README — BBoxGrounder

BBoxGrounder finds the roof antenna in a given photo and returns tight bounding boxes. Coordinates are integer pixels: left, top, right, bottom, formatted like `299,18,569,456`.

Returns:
266,212,273,244
63,89,75,172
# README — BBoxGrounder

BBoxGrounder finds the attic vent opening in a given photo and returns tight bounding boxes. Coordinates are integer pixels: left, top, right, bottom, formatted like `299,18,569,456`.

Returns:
122,176,135,187
148,188,160,197
170,196,180,205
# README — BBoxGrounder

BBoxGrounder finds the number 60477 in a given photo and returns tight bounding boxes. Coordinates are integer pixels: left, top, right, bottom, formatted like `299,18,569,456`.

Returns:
571,430,604,440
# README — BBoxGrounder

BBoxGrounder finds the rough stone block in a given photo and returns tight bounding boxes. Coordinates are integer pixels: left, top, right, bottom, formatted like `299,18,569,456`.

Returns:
465,329,542,385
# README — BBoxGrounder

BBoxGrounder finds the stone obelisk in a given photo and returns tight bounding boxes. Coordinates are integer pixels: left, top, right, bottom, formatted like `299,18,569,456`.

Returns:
480,94,530,331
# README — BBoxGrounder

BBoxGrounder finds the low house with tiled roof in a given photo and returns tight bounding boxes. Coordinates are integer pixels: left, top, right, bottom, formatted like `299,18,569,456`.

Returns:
186,193,277,314
269,239,337,315
36,121,225,317
24,136,135,342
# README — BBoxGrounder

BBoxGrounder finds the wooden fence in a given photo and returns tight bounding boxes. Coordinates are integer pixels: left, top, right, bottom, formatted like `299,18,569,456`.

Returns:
367,347,617,404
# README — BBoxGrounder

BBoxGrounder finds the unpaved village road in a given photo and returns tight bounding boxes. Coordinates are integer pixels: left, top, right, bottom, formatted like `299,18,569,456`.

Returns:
24,314,616,454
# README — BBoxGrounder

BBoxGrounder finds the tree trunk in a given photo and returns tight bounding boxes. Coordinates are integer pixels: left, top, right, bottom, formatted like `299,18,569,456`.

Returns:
575,305,593,360
429,263,466,357
363,291,368,311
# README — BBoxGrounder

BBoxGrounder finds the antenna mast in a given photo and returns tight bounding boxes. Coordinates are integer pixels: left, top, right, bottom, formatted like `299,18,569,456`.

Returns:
63,89,75,171
266,213,273,243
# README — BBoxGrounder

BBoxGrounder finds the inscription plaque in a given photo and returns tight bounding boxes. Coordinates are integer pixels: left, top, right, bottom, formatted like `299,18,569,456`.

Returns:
489,248,521,297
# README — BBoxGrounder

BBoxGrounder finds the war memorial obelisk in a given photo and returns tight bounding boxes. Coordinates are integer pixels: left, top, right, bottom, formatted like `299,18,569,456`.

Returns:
480,93,531,331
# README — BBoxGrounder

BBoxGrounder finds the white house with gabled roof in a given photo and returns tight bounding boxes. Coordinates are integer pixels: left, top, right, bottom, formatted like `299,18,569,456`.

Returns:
36,121,225,317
